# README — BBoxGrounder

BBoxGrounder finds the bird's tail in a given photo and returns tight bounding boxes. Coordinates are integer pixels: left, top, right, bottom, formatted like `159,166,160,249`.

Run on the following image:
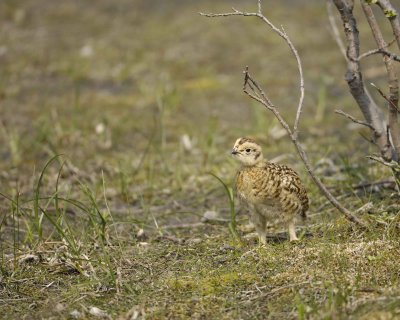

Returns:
300,208,307,221
299,191,309,221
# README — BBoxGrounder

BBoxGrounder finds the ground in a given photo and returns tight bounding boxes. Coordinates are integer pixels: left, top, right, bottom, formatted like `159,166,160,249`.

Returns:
1,0,400,319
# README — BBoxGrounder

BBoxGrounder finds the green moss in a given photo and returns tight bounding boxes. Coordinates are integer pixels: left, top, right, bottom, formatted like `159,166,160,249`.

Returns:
166,271,257,295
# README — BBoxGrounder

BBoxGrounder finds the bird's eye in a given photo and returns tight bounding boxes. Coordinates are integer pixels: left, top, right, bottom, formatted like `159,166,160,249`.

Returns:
246,148,251,152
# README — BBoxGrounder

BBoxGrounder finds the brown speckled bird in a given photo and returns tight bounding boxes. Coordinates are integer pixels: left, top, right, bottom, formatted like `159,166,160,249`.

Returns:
232,137,308,243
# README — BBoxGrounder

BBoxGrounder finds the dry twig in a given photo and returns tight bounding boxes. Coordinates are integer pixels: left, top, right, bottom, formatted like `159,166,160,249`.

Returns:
357,47,400,62
326,0,347,60
375,0,400,48
370,82,400,113
366,155,399,169
335,109,377,132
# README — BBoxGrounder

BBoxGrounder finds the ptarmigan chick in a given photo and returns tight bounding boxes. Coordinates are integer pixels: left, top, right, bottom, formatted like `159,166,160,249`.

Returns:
232,137,308,243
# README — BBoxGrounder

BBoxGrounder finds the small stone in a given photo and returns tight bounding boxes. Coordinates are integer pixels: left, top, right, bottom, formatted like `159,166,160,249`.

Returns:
188,238,202,245
136,228,146,240
89,307,108,318
80,44,93,58
201,210,220,222
95,123,105,134
70,310,82,319
181,134,193,151
105,188,118,198
55,303,65,312
138,242,149,247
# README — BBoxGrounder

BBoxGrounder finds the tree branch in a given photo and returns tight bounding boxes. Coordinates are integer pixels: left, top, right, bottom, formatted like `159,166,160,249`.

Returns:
335,109,377,133
376,0,400,49
326,0,348,61
200,7,305,139
357,47,400,62
370,83,400,113
362,2,400,162
367,155,399,169
332,0,392,161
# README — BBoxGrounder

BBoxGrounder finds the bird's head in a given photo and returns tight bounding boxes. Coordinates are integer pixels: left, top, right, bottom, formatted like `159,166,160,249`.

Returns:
231,137,263,166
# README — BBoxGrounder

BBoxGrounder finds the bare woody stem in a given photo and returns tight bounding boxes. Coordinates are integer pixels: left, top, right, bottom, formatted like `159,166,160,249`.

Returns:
370,83,400,113
335,109,377,133
376,0,400,48
361,1,400,162
201,4,365,226
357,47,400,62
332,0,392,161
326,0,348,60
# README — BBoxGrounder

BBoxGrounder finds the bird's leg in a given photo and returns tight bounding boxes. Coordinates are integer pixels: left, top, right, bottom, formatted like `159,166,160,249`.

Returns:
256,226,267,245
288,220,298,242
251,210,267,245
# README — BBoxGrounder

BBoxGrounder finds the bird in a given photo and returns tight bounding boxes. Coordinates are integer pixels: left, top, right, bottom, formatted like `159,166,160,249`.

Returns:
231,137,308,243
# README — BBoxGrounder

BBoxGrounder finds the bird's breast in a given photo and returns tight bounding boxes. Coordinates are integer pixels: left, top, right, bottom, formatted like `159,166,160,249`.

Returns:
236,167,277,203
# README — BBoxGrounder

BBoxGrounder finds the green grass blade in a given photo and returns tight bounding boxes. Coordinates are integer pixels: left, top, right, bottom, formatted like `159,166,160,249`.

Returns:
208,172,241,242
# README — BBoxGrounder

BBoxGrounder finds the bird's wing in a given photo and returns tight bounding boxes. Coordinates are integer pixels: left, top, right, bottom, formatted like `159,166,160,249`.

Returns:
279,166,309,214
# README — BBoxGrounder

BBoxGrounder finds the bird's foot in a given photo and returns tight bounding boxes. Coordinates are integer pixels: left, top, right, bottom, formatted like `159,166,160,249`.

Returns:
258,235,267,246
288,222,299,243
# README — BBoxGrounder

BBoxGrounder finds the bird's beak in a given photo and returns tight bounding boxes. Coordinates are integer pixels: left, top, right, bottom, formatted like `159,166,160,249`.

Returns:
231,149,239,155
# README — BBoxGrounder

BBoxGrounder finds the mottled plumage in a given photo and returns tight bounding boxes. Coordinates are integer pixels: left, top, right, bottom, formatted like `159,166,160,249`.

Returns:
232,137,308,243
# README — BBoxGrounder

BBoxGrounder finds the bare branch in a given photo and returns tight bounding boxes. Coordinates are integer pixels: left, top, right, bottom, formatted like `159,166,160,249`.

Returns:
258,0,262,14
332,0,392,161
370,83,400,113
367,155,399,168
383,124,391,144
279,25,305,138
376,0,400,49
358,48,400,62
362,2,400,162
335,109,377,132
200,11,255,18
244,68,293,136
326,0,347,60
367,153,400,193
201,7,305,138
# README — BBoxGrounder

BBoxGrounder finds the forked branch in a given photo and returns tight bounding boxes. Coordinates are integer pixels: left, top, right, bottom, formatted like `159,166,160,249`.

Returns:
361,1,400,161
201,3,365,226
329,0,400,191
